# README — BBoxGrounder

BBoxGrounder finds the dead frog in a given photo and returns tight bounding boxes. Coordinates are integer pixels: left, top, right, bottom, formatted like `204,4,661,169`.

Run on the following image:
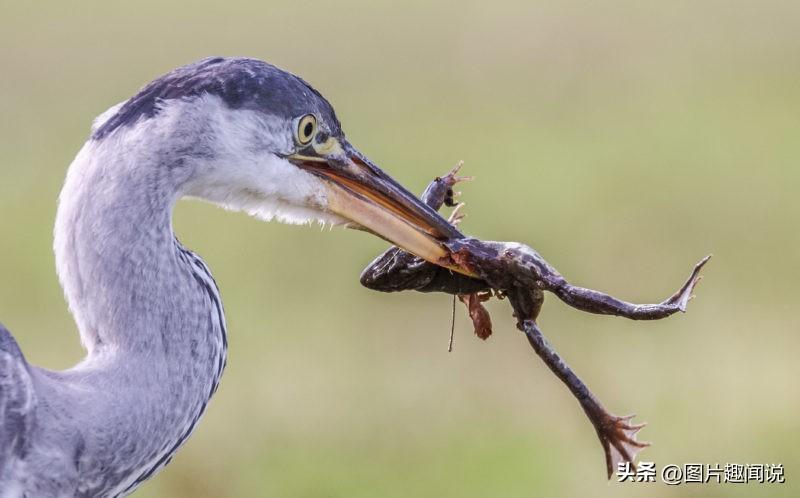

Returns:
360,164,710,479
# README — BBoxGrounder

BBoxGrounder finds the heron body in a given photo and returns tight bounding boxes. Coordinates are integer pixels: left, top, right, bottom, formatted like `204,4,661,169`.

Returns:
0,58,460,496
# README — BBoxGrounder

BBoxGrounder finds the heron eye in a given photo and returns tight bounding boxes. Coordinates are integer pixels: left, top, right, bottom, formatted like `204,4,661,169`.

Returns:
296,114,317,145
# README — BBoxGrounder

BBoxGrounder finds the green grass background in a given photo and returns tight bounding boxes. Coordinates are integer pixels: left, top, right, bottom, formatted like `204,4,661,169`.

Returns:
1,1,798,496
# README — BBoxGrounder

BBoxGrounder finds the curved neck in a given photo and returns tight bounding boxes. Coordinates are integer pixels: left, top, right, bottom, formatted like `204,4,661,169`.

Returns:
44,138,227,495
55,138,224,362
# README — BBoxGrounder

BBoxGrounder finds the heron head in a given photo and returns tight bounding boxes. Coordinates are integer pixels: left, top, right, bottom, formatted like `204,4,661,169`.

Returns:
93,57,461,267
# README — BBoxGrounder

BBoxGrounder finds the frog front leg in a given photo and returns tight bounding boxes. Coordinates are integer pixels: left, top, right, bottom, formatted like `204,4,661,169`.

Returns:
360,163,488,295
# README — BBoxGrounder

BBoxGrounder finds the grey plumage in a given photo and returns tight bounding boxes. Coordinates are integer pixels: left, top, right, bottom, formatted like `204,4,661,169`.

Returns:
0,57,345,496
93,57,341,140
0,324,36,489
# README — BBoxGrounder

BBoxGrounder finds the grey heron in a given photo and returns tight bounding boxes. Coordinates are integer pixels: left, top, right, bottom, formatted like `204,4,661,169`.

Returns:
0,57,466,496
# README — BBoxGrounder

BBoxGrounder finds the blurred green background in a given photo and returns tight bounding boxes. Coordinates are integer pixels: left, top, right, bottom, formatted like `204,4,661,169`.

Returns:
1,1,798,496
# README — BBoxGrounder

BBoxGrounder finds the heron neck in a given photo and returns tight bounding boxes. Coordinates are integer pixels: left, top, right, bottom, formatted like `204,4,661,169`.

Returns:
41,138,226,495
54,139,220,359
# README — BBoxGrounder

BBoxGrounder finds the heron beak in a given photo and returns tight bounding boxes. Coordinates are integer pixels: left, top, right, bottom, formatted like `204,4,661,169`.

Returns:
289,140,469,273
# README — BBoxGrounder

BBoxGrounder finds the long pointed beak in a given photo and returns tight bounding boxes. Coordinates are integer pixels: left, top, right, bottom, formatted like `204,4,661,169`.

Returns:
289,141,469,274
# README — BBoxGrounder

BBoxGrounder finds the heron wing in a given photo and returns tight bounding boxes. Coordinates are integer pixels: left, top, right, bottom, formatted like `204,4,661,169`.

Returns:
0,323,37,474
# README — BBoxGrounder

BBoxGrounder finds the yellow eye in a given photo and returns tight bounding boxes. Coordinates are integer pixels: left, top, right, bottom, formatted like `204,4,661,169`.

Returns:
296,114,317,145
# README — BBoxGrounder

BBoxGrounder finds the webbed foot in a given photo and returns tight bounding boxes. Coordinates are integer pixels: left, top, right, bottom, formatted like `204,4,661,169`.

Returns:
594,412,651,479
665,254,712,312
